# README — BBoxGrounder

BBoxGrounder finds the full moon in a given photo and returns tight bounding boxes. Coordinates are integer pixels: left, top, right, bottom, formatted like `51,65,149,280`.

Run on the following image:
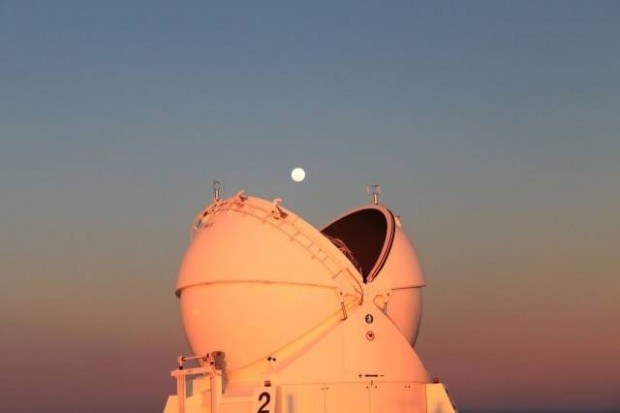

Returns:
291,167,306,182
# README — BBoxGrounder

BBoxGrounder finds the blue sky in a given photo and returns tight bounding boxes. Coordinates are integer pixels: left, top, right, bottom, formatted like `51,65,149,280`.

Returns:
1,1,619,412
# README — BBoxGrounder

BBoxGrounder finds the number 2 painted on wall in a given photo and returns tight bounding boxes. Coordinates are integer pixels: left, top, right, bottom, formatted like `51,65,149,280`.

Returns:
257,391,271,413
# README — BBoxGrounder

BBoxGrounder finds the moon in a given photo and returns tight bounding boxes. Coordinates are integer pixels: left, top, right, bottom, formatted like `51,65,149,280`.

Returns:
291,167,306,182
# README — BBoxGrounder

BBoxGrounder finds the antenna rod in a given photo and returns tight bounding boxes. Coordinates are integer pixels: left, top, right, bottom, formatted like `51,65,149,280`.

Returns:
367,184,382,205
212,180,222,202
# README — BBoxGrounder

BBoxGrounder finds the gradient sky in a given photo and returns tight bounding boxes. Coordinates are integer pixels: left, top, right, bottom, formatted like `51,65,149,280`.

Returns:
1,1,619,412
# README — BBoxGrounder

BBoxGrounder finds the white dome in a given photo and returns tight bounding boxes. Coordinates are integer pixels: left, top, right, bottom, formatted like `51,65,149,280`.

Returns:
176,192,425,374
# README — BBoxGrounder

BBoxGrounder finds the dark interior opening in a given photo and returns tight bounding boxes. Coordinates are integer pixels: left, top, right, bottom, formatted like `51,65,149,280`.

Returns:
321,209,392,283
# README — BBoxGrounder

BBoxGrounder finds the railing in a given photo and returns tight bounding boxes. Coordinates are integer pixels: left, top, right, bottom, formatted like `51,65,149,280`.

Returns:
171,352,225,413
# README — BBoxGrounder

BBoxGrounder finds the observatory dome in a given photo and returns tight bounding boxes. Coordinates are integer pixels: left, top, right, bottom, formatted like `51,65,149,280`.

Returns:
176,192,425,373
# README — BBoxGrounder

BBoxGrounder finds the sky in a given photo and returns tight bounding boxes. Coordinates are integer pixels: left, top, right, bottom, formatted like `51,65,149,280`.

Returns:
1,1,619,412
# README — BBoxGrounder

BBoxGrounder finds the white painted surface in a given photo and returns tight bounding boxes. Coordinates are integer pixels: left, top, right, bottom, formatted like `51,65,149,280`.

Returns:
166,192,457,413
